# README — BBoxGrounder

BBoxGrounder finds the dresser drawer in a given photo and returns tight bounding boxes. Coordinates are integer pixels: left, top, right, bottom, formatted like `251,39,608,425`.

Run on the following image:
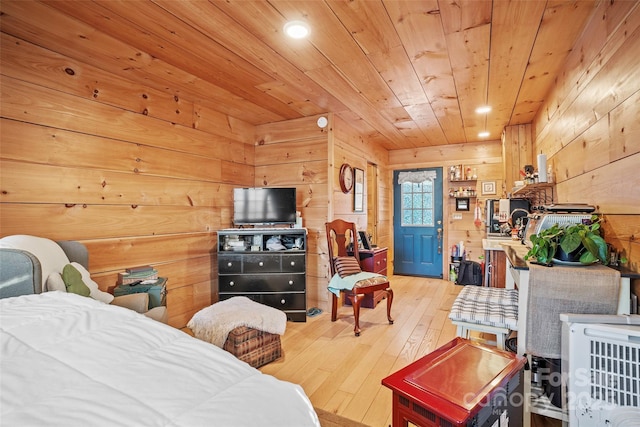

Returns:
243,254,282,273
281,254,305,273
261,292,306,311
361,249,388,274
219,273,305,293
219,292,305,312
218,255,243,274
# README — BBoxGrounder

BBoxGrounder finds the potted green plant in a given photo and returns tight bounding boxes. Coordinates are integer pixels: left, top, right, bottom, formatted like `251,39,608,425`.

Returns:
524,215,609,266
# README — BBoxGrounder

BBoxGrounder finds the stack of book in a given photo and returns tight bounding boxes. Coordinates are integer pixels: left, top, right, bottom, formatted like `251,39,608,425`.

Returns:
117,265,158,285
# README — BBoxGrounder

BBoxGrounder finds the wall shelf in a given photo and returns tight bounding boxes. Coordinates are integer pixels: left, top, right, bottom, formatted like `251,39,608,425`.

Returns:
512,183,554,207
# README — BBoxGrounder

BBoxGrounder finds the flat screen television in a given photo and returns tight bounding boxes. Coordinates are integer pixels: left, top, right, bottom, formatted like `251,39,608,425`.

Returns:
233,187,297,226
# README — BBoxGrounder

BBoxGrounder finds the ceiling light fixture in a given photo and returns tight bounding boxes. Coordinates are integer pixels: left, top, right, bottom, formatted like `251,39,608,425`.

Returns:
284,20,310,39
475,106,492,114
478,131,490,138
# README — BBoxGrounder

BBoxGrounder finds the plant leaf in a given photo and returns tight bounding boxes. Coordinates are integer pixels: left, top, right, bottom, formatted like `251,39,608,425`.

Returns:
589,234,609,264
580,251,597,264
560,232,582,253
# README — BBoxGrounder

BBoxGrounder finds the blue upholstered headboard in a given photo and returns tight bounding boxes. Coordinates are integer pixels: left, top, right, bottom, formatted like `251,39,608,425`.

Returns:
0,241,89,299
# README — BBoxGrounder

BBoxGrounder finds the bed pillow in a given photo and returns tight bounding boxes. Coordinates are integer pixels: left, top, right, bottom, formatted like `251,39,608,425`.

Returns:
62,264,91,297
70,262,114,304
334,257,362,278
45,272,67,293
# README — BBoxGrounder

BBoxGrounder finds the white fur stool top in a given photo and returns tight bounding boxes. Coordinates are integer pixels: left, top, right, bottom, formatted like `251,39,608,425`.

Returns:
188,296,287,347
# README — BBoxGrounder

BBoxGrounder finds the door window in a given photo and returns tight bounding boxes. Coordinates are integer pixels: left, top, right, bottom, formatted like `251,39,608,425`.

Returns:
401,180,434,227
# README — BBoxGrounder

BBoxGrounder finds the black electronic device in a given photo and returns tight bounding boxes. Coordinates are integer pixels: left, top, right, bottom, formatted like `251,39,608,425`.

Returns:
233,187,297,226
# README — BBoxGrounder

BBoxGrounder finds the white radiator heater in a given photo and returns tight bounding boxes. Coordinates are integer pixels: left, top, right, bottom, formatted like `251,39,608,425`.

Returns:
561,314,640,427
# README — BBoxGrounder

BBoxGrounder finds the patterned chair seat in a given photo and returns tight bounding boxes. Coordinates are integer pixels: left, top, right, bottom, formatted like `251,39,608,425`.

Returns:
448,286,518,349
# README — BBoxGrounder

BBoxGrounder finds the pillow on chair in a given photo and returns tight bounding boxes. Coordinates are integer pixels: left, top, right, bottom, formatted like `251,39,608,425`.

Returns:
334,257,362,278
70,262,114,304
62,264,91,297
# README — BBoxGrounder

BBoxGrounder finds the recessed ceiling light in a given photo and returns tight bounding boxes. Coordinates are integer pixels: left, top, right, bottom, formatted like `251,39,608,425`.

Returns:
478,131,490,138
284,20,310,39
475,106,492,114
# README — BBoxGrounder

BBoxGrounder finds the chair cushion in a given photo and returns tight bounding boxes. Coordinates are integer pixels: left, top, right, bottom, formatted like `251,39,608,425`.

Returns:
352,275,389,289
334,256,362,278
448,286,518,330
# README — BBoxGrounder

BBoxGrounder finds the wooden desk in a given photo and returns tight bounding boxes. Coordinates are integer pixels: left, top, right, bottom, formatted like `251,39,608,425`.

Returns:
382,337,525,427
501,242,638,426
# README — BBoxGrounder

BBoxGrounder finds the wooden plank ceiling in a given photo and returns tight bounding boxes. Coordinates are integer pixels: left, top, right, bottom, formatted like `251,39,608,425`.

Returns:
3,0,597,150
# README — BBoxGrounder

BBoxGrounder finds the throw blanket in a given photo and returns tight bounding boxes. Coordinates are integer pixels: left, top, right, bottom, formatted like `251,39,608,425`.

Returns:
526,263,620,359
188,296,287,348
327,272,387,296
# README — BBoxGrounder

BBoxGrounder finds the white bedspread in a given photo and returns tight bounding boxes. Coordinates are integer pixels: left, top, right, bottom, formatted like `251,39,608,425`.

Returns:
0,292,319,427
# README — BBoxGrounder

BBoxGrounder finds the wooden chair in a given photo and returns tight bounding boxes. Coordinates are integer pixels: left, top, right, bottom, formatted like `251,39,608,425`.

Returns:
325,219,393,336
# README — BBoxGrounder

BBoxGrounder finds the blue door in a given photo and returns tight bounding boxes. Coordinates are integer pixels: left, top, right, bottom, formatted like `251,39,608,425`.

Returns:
393,168,444,277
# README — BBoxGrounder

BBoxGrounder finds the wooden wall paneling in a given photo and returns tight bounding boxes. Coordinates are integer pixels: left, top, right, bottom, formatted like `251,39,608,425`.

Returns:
2,0,285,124
388,140,502,167
256,115,331,145
554,154,640,215
0,32,195,129
0,203,217,240
534,3,640,157
0,120,225,184
501,124,532,196
534,1,638,139
254,138,328,165
509,1,596,124
0,161,222,207
193,104,256,145
1,76,252,163
609,90,640,162
82,233,215,274
254,161,327,187
48,0,283,101
532,2,639,267
91,256,212,293
552,116,609,184
220,161,255,186
601,214,640,273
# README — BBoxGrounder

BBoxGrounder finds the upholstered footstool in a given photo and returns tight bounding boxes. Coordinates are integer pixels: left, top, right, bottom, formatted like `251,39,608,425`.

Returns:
187,297,287,367
223,326,282,368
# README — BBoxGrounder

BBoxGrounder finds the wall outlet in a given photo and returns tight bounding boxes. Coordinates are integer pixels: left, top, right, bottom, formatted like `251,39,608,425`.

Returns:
452,213,463,220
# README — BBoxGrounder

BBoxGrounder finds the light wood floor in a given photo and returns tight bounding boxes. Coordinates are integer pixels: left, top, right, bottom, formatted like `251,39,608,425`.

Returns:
259,275,561,427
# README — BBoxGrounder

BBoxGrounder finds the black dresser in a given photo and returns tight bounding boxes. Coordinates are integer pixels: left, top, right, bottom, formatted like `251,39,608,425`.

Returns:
217,228,307,322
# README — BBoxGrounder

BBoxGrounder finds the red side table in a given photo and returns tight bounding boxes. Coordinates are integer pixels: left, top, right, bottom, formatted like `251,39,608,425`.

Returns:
382,337,526,427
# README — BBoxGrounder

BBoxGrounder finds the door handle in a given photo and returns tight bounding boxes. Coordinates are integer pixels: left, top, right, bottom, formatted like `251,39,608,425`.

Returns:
436,227,443,254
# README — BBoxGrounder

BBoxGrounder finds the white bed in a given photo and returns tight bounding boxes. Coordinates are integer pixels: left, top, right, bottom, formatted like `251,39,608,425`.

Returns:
0,291,320,426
